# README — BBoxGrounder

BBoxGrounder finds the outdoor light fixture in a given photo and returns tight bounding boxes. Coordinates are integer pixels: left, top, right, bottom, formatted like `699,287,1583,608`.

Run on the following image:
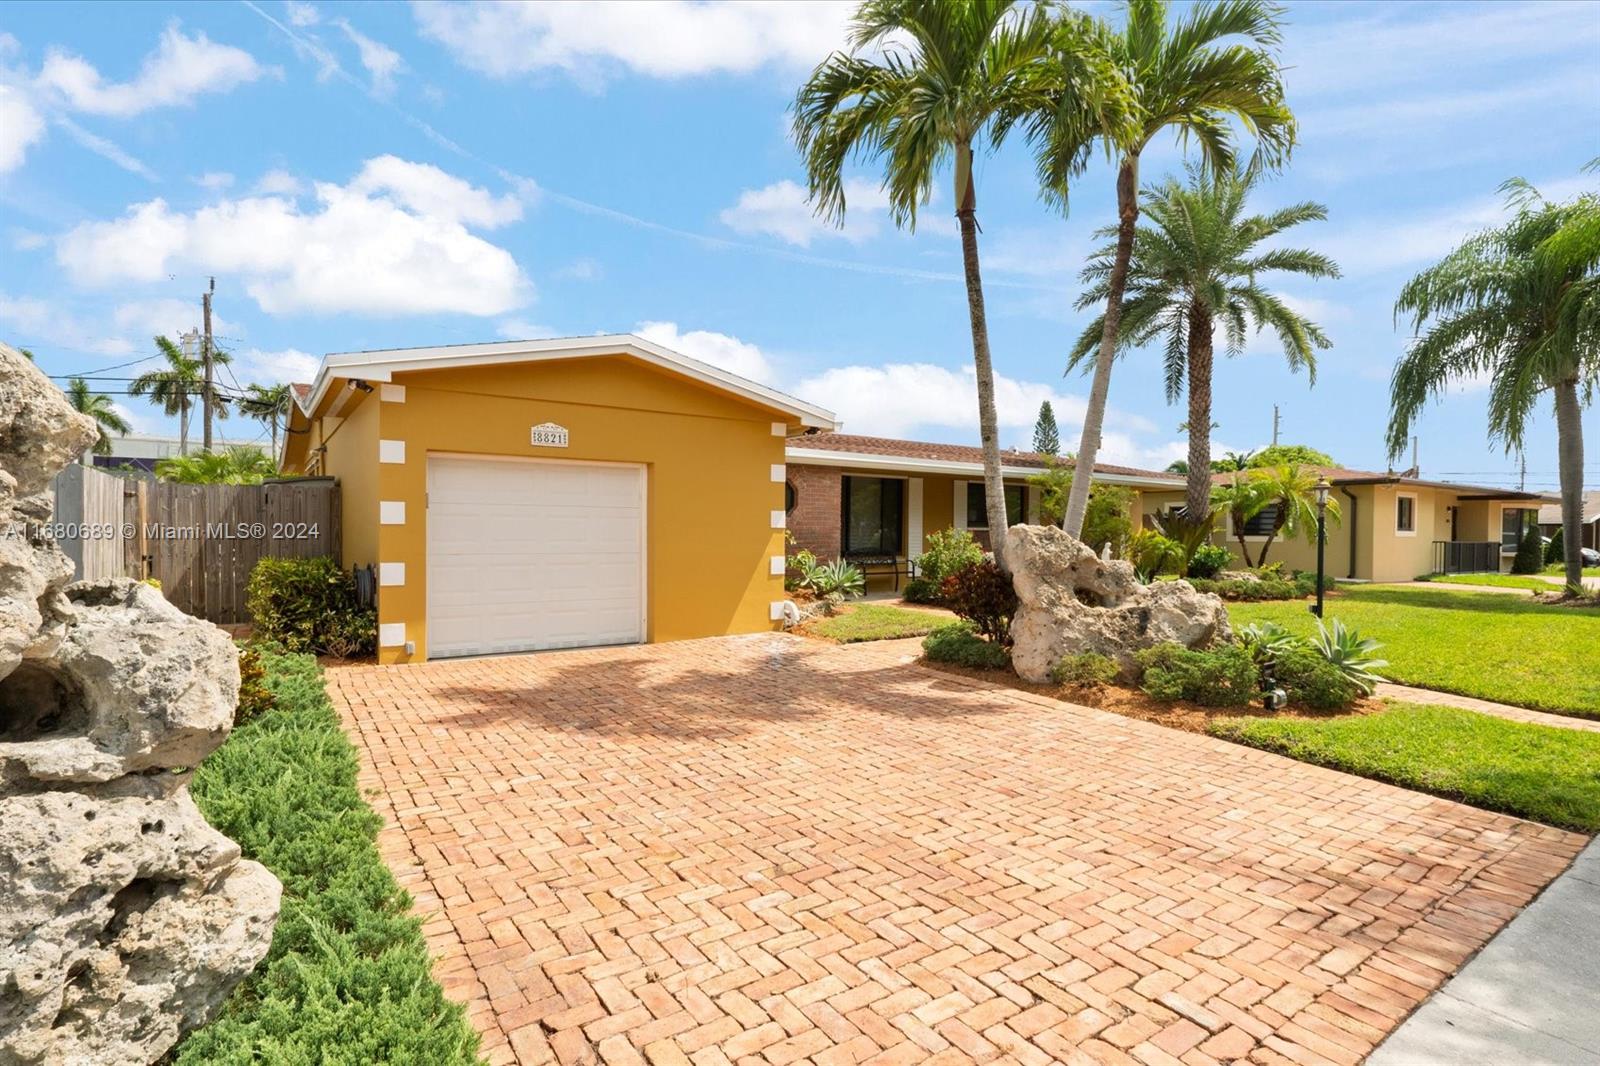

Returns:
1311,476,1331,618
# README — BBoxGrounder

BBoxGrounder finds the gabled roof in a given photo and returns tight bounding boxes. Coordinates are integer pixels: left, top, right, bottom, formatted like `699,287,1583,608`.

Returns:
786,432,1183,488
293,333,837,429
1539,490,1600,525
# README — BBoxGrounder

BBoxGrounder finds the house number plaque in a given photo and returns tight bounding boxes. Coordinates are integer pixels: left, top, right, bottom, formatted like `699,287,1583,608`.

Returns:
530,422,569,448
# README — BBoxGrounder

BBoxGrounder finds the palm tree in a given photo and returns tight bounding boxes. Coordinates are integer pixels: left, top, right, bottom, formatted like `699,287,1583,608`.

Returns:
1069,165,1338,519
130,337,201,455
1209,475,1269,566
1249,463,1339,566
792,0,1117,567
1390,177,1600,591
65,377,132,457
1026,0,1296,539
240,383,293,458
155,446,279,485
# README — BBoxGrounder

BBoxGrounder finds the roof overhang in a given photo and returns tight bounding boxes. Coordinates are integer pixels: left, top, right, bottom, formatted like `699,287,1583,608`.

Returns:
296,333,837,430
785,446,1184,489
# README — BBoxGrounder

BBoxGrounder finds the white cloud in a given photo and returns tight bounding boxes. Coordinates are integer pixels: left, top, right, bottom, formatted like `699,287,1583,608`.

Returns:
347,154,521,227
414,0,851,84
285,1,321,27
337,19,405,97
109,401,156,435
720,178,890,248
112,298,237,340
54,116,158,180
35,26,269,117
0,292,133,356
635,321,775,383
195,171,235,191
12,231,48,251
495,318,555,340
0,85,45,173
56,157,532,317
791,361,1173,468
253,168,304,196
555,257,602,281
234,347,321,385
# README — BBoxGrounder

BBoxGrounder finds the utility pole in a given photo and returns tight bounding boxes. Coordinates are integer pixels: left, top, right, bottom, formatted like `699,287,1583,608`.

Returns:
1519,451,1527,492
1271,405,1280,447
202,277,215,452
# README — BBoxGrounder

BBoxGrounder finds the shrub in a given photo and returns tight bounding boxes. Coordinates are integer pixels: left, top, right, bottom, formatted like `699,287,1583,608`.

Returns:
1127,529,1183,582
1051,652,1120,687
175,650,479,1064
1545,526,1564,566
810,558,865,599
902,576,943,604
940,560,1017,643
1512,524,1544,574
1153,509,1216,572
234,645,275,727
246,556,376,656
918,528,983,583
1136,643,1256,707
1312,618,1388,695
922,622,1010,669
785,546,818,592
1188,572,1317,601
1186,543,1233,580
1274,644,1360,709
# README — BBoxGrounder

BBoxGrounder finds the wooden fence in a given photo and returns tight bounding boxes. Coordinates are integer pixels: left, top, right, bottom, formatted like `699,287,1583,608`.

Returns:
51,466,340,624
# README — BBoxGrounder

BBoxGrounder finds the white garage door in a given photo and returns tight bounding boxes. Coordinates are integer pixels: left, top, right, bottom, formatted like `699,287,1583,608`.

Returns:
426,455,645,658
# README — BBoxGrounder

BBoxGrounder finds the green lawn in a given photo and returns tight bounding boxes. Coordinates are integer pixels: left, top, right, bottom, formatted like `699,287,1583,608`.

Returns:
1421,573,1549,591
809,603,947,642
1543,563,1600,577
1229,584,1600,720
1211,702,1600,831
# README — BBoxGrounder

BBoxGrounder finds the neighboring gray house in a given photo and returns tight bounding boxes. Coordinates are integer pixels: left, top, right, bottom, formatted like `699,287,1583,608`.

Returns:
1539,490,1600,550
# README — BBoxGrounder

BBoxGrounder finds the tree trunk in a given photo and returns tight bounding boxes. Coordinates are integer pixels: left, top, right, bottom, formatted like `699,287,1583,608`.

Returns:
1064,154,1139,538
1234,525,1254,569
954,141,1011,571
1554,377,1586,591
178,398,189,456
1184,304,1214,521
270,417,280,461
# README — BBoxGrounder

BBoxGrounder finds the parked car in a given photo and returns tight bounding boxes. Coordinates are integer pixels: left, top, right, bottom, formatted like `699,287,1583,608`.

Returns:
1584,546,1600,566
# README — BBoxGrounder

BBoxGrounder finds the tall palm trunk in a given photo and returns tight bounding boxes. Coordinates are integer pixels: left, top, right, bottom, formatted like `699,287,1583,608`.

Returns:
1232,516,1254,568
1184,303,1214,520
178,397,190,456
1554,377,1586,590
270,417,280,460
1064,154,1140,538
955,142,1011,570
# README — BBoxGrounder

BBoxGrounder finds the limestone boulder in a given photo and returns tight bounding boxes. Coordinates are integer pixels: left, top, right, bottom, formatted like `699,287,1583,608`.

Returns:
1005,524,1232,683
0,344,279,1064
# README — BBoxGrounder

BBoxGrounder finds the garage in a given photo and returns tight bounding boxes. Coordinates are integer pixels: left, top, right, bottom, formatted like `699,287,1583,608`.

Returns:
426,455,646,658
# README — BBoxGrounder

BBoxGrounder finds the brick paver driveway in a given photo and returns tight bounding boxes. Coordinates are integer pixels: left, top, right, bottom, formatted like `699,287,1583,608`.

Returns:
328,635,1583,1066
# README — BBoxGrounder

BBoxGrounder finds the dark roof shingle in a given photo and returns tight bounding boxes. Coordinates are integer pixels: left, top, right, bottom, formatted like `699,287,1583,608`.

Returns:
789,432,1181,481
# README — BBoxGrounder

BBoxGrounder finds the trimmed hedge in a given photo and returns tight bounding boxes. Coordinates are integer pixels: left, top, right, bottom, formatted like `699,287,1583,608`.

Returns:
175,649,480,1065
1051,652,1120,687
1189,572,1319,601
922,621,1010,669
245,556,376,657
1136,643,1257,707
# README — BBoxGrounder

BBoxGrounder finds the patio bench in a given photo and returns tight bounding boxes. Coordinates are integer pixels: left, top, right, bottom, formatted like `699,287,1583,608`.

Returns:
844,554,917,591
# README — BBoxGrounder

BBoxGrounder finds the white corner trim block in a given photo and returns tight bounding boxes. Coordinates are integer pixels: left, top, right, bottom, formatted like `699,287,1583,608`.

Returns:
379,383,407,403
378,622,406,647
378,439,406,464
379,501,406,525
378,562,406,587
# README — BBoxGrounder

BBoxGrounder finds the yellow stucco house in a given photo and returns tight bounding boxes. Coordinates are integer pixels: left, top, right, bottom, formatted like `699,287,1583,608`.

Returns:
282,335,835,664
1138,469,1554,583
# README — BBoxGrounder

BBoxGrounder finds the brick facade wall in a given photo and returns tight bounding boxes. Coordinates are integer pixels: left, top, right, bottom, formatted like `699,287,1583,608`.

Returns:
786,464,841,560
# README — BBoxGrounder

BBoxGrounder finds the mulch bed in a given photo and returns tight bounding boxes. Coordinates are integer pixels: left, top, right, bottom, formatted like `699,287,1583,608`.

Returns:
919,658,1381,735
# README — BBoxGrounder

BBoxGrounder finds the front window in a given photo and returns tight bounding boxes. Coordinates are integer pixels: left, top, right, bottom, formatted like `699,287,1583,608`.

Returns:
1501,507,1532,551
842,476,903,556
1239,502,1278,537
966,483,1025,529
1396,495,1415,533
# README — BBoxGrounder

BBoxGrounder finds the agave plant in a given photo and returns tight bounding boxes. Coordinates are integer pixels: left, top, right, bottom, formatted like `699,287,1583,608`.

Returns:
809,558,865,600
1312,618,1388,695
1236,621,1300,667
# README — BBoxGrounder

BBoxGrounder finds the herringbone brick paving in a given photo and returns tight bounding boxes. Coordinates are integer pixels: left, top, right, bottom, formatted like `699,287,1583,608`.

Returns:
327,634,1584,1066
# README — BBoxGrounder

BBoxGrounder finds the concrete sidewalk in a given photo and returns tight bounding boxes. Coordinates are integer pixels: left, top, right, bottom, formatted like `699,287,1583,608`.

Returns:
1369,837,1600,1065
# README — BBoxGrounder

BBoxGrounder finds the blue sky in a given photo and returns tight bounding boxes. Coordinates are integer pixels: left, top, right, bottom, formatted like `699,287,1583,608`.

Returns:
1,0,1597,492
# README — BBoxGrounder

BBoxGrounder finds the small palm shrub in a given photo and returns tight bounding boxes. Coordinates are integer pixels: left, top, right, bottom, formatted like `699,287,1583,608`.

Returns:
1312,618,1388,694
246,556,376,657
1186,543,1233,580
1136,643,1256,707
1051,652,1120,687
940,560,1017,643
918,528,983,583
1127,529,1183,582
922,622,1010,669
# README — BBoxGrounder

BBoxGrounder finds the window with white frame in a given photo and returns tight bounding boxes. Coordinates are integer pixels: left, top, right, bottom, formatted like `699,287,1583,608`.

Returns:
1395,494,1416,535
966,483,1025,529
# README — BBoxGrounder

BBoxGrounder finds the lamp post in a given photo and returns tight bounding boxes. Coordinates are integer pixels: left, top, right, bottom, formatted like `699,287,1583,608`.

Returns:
1311,476,1330,618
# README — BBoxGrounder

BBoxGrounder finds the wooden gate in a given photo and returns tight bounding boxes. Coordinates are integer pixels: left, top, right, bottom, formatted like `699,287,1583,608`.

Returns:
125,478,341,623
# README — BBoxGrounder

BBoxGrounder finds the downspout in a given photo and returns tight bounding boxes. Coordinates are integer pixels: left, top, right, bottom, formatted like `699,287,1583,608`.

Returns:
1340,487,1359,579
